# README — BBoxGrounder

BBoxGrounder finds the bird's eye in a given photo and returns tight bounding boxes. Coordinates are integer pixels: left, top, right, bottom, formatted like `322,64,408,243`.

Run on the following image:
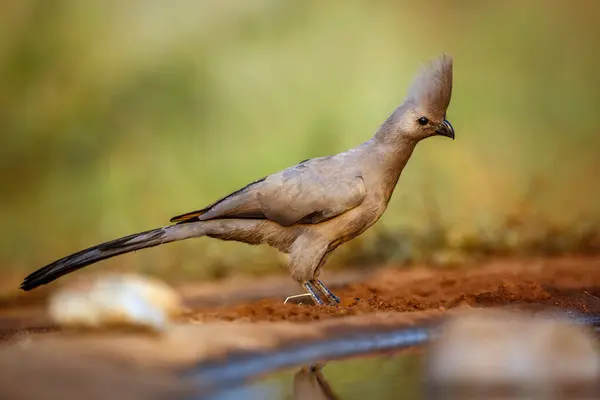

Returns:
417,117,429,126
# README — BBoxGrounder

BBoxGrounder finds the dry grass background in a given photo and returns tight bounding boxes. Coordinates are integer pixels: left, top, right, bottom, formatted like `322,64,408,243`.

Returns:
1,0,599,285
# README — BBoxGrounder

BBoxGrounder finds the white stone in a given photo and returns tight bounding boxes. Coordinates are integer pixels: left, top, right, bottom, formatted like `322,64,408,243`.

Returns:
48,273,184,332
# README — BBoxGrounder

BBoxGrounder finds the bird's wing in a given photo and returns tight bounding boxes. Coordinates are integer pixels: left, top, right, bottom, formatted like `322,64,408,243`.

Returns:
255,157,365,226
169,177,268,223
170,157,366,226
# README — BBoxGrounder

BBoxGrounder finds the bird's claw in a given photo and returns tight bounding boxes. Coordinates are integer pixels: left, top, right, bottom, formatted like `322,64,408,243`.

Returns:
314,279,340,304
302,282,325,305
284,293,316,305
288,281,339,306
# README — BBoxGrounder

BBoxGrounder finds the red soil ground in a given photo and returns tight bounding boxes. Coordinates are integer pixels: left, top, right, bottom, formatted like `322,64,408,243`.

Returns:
188,255,600,322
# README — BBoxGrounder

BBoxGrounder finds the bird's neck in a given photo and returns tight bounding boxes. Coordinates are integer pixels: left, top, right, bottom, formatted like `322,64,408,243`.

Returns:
360,127,418,201
369,104,419,167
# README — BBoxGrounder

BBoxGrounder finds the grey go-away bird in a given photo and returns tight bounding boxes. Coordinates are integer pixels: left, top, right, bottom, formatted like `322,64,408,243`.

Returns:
21,55,455,305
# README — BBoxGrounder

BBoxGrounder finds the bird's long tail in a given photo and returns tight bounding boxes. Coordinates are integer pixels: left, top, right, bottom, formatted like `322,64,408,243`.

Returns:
20,223,204,291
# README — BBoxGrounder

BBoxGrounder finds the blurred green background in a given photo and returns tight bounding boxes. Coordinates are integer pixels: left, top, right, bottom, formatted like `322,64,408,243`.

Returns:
2,0,599,285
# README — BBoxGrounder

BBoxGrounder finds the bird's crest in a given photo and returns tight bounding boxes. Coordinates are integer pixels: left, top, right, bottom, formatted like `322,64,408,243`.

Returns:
407,54,453,117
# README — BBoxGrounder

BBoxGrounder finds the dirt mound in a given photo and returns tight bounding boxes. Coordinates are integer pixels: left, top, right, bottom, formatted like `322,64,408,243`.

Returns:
188,256,600,322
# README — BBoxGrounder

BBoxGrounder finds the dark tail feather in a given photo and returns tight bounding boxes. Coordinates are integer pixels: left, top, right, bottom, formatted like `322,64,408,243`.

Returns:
21,225,188,291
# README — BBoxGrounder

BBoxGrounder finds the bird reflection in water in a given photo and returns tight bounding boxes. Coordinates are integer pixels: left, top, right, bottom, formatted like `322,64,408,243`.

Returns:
291,363,599,400
293,364,339,400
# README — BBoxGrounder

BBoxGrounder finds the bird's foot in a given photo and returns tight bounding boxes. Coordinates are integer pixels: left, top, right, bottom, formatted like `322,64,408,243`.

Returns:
302,281,325,305
312,279,340,305
287,281,339,306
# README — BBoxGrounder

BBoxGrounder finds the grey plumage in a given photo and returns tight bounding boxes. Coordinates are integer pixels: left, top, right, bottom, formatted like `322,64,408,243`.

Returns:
21,55,455,304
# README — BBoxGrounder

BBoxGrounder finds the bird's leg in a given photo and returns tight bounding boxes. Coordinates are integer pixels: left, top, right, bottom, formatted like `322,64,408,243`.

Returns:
289,236,332,306
302,281,324,305
312,279,340,305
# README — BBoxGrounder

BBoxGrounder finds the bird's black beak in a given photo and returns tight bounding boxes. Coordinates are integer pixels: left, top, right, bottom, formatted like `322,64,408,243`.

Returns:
435,119,455,140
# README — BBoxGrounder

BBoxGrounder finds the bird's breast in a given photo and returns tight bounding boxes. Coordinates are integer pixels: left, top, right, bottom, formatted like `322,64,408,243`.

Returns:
323,199,388,250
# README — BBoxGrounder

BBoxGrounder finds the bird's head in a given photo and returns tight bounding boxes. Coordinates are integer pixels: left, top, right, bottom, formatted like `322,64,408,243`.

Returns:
384,55,454,143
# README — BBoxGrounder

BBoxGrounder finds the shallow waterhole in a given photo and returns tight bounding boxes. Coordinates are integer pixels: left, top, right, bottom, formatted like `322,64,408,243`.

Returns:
202,349,424,400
